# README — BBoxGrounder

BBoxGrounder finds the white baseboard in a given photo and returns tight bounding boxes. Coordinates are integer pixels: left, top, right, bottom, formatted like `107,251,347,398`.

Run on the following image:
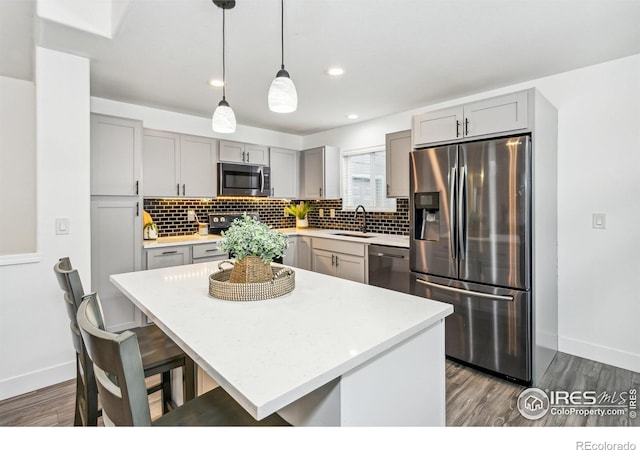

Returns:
559,336,640,374
0,360,75,401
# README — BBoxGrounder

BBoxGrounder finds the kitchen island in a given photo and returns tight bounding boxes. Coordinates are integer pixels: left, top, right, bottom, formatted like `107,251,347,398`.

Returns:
111,262,452,426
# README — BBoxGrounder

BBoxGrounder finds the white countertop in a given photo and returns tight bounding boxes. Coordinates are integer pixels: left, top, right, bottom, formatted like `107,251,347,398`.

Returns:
143,228,409,249
110,262,451,419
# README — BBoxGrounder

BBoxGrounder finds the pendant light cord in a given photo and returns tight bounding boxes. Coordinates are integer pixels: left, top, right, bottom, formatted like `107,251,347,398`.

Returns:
222,8,227,99
280,0,284,70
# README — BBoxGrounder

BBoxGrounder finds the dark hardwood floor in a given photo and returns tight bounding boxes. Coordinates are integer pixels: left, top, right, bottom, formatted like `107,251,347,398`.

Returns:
1,352,638,427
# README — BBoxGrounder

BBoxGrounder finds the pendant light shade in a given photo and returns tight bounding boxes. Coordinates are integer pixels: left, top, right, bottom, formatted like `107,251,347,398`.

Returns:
212,99,236,133
269,0,297,113
212,1,236,133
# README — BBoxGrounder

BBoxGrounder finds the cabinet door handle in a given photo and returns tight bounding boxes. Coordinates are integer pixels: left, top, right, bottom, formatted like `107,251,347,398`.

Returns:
335,255,339,267
136,202,139,217
331,254,335,266
246,152,250,163
162,250,178,255
242,151,245,162
456,120,460,138
387,183,390,196
177,184,180,196
182,184,185,196
271,187,275,196
464,118,469,136
319,187,323,197
135,180,139,195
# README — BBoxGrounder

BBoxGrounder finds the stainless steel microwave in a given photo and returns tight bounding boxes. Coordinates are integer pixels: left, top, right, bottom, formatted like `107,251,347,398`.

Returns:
217,163,270,197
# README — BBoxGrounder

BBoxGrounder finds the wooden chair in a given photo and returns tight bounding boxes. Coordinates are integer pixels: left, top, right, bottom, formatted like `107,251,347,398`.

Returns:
77,293,289,426
53,257,196,425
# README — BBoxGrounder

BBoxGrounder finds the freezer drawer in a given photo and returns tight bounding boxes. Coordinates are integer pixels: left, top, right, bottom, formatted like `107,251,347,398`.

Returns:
410,273,531,383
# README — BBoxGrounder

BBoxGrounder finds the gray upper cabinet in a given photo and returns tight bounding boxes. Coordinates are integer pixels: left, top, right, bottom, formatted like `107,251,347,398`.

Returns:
413,90,529,146
385,129,411,198
143,129,180,197
269,147,298,198
143,130,217,197
219,140,269,165
301,146,340,199
179,134,217,197
91,114,142,196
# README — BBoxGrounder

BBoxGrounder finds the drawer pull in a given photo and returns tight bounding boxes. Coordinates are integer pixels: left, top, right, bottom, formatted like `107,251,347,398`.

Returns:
205,248,219,253
161,250,178,255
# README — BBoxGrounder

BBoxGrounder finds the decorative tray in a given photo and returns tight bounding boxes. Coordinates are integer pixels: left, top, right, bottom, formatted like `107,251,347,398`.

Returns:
209,263,295,301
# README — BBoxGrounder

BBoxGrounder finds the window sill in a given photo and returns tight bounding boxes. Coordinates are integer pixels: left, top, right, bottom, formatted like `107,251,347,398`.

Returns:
0,252,43,267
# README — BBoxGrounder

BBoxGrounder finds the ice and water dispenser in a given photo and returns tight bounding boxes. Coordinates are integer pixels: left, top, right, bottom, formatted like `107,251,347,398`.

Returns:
414,192,440,241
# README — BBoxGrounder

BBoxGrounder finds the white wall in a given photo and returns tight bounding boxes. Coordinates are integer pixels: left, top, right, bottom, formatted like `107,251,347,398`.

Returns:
0,77,36,255
304,54,640,374
91,97,305,150
0,47,91,400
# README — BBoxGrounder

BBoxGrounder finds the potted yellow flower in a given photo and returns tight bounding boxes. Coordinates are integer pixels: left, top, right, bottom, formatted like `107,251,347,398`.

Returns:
284,202,314,228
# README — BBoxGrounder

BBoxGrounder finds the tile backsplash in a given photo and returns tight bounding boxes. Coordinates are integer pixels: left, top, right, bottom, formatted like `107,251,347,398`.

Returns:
143,197,409,237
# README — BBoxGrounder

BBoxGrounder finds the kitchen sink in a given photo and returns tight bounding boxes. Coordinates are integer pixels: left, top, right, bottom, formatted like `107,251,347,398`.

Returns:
332,232,375,238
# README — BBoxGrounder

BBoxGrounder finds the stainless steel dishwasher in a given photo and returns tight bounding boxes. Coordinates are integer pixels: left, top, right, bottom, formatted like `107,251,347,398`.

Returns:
368,245,410,294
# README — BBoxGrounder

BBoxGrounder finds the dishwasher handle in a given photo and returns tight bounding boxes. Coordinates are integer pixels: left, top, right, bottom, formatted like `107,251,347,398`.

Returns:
374,252,405,259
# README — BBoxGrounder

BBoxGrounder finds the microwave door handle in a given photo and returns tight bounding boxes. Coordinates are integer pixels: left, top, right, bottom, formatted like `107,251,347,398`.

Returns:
260,168,264,192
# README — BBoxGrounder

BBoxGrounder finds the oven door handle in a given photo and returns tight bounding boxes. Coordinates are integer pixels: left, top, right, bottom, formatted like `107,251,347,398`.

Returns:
415,279,513,301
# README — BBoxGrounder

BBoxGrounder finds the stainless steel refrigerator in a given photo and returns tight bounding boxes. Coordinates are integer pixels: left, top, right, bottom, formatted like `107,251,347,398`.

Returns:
409,134,534,383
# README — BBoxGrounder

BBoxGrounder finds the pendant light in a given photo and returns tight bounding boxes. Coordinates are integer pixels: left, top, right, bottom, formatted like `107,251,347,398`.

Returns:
268,0,297,113
212,0,236,133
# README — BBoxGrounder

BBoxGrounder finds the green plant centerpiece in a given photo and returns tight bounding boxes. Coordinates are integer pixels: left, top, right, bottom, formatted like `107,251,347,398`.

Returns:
285,201,314,228
218,214,289,283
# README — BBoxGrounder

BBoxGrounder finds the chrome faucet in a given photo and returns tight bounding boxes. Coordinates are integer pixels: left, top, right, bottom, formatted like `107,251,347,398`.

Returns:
354,205,367,233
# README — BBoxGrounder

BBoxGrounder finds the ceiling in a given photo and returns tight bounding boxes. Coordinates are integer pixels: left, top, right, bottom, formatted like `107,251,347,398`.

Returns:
3,0,640,135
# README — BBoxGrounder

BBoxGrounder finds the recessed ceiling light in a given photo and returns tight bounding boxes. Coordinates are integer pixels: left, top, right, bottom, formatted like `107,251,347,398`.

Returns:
209,79,224,87
346,113,358,119
327,67,344,76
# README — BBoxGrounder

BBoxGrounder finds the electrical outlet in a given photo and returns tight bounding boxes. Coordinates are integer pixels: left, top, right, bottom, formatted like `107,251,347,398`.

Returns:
284,207,289,217
330,209,335,218
187,210,196,222
592,213,606,229
319,208,324,218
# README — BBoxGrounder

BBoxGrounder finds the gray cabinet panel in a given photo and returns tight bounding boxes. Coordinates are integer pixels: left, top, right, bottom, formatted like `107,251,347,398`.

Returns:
146,246,190,269
143,129,180,197
90,114,142,196
180,135,217,197
270,147,298,198
385,129,411,198
91,197,142,332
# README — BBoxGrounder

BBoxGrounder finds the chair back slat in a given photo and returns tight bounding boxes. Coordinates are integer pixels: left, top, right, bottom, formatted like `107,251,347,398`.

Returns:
77,293,152,426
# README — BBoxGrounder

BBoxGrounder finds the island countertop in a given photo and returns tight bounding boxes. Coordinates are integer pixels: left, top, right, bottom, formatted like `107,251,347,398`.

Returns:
110,262,452,422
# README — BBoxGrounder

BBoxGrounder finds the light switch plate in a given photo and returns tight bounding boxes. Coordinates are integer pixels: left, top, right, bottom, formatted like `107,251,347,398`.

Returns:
56,218,70,235
330,209,335,218
187,210,196,221
592,213,606,229
319,209,324,218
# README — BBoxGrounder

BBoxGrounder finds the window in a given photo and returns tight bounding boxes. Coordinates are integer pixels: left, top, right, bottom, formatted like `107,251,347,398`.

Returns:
342,146,396,211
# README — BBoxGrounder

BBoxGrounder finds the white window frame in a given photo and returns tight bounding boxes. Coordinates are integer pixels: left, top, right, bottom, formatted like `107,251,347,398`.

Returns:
341,145,396,212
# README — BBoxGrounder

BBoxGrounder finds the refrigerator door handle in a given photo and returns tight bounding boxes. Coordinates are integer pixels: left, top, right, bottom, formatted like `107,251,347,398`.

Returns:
458,166,467,260
449,166,457,259
415,279,514,301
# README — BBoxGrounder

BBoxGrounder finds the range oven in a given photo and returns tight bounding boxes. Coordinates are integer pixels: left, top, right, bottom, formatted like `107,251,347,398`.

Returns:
218,163,270,197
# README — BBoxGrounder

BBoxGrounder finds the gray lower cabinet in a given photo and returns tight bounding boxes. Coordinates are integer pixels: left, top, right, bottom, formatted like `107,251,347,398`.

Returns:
296,236,312,270
311,238,367,284
90,197,142,332
282,235,298,267
145,246,190,270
